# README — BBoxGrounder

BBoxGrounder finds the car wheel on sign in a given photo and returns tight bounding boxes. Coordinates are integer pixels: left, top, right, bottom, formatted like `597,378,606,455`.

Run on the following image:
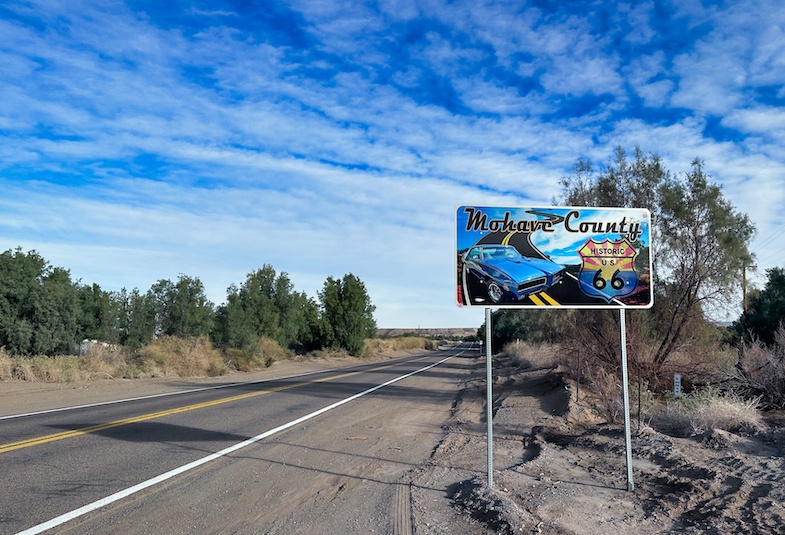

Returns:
487,282,505,304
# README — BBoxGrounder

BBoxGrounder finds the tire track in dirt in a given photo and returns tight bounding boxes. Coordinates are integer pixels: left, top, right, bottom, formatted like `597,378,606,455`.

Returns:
392,479,413,535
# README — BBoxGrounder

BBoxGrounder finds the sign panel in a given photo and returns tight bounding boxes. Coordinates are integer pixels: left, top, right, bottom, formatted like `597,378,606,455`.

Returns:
456,206,653,308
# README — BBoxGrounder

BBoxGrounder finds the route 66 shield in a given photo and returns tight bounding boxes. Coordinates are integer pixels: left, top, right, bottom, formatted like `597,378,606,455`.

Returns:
577,238,639,303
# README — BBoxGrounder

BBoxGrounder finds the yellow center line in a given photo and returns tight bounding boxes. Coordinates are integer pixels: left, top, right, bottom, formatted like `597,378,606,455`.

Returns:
539,292,560,306
0,358,427,455
501,232,515,246
528,294,545,306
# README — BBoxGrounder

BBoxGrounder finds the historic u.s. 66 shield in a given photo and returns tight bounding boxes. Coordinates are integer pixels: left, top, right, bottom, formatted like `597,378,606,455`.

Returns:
577,237,639,303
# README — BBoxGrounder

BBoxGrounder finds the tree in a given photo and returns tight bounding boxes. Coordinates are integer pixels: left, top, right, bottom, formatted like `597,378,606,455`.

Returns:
652,159,754,366
149,275,214,338
477,309,569,354
213,265,320,351
0,248,80,355
319,273,377,356
736,267,785,345
118,287,156,349
34,266,81,354
78,283,122,343
214,283,256,351
558,148,755,386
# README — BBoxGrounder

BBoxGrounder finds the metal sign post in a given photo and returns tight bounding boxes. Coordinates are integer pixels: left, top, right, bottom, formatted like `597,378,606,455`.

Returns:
619,308,634,491
485,307,494,488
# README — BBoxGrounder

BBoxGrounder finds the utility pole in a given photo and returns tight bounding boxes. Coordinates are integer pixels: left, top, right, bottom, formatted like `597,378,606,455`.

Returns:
742,264,757,339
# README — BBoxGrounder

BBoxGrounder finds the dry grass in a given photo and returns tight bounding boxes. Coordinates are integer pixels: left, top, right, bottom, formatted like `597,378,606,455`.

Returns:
653,388,766,437
79,344,130,380
503,341,560,369
225,337,293,372
0,348,12,379
0,334,444,384
0,353,82,382
135,336,227,378
0,347,84,382
361,336,438,358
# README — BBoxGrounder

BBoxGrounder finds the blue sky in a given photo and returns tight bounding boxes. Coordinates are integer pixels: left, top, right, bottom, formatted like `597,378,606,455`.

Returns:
1,0,784,328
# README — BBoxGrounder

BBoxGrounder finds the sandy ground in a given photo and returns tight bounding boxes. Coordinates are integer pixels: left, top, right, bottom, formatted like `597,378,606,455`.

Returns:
3,350,785,534
410,353,785,535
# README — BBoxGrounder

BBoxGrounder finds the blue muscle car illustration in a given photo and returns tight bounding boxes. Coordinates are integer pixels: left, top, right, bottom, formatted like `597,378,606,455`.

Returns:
462,245,566,303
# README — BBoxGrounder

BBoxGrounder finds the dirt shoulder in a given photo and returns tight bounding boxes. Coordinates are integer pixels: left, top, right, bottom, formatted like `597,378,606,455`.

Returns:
411,352,785,534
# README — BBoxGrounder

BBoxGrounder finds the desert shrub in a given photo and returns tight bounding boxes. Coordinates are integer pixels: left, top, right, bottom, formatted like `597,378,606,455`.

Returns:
78,343,129,380
361,336,432,358
226,337,292,372
0,344,143,382
254,336,292,366
733,326,785,409
503,341,559,370
136,336,227,377
5,355,81,382
0,348,12,380
585,367,624,423
653,388,765,437
225,348,257,372
567,361,655,425
558,307,736,392
114,362,144,379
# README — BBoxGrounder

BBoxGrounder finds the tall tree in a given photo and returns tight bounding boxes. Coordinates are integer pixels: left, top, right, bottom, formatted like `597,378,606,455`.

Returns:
320,273,376,356
736,267,785,345
212,265,319,351
118,287,156,349
652,159,755,366
559,148,755,384
0,248,80,355
78,283,122,343
149,275,214,338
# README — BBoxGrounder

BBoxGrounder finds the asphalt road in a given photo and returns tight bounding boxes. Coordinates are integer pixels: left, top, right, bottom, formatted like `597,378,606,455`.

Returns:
0,345,480,534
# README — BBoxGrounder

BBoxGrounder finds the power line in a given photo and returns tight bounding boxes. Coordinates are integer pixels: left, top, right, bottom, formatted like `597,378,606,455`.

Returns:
755,245,785,268
753,221,785,253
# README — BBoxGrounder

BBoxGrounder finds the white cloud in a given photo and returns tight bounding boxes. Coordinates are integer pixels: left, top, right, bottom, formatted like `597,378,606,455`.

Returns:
1,0,784,328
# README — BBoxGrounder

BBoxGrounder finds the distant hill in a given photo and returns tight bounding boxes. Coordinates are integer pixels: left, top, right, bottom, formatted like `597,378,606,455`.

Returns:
377,328,478,338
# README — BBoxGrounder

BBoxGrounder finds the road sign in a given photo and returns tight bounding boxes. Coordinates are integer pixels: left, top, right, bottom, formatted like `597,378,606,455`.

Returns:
456,206,653,309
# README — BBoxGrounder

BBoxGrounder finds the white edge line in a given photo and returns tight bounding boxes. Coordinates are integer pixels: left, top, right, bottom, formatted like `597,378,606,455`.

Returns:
15,351,463,535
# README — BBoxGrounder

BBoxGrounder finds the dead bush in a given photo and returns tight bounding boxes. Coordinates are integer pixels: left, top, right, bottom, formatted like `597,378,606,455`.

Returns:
255,337,292,367
565,360,655,425
136,336,227,378
653,388,765,437
585,366,624,423
733,326,785,409
559,309,735,392
79,344,130,380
